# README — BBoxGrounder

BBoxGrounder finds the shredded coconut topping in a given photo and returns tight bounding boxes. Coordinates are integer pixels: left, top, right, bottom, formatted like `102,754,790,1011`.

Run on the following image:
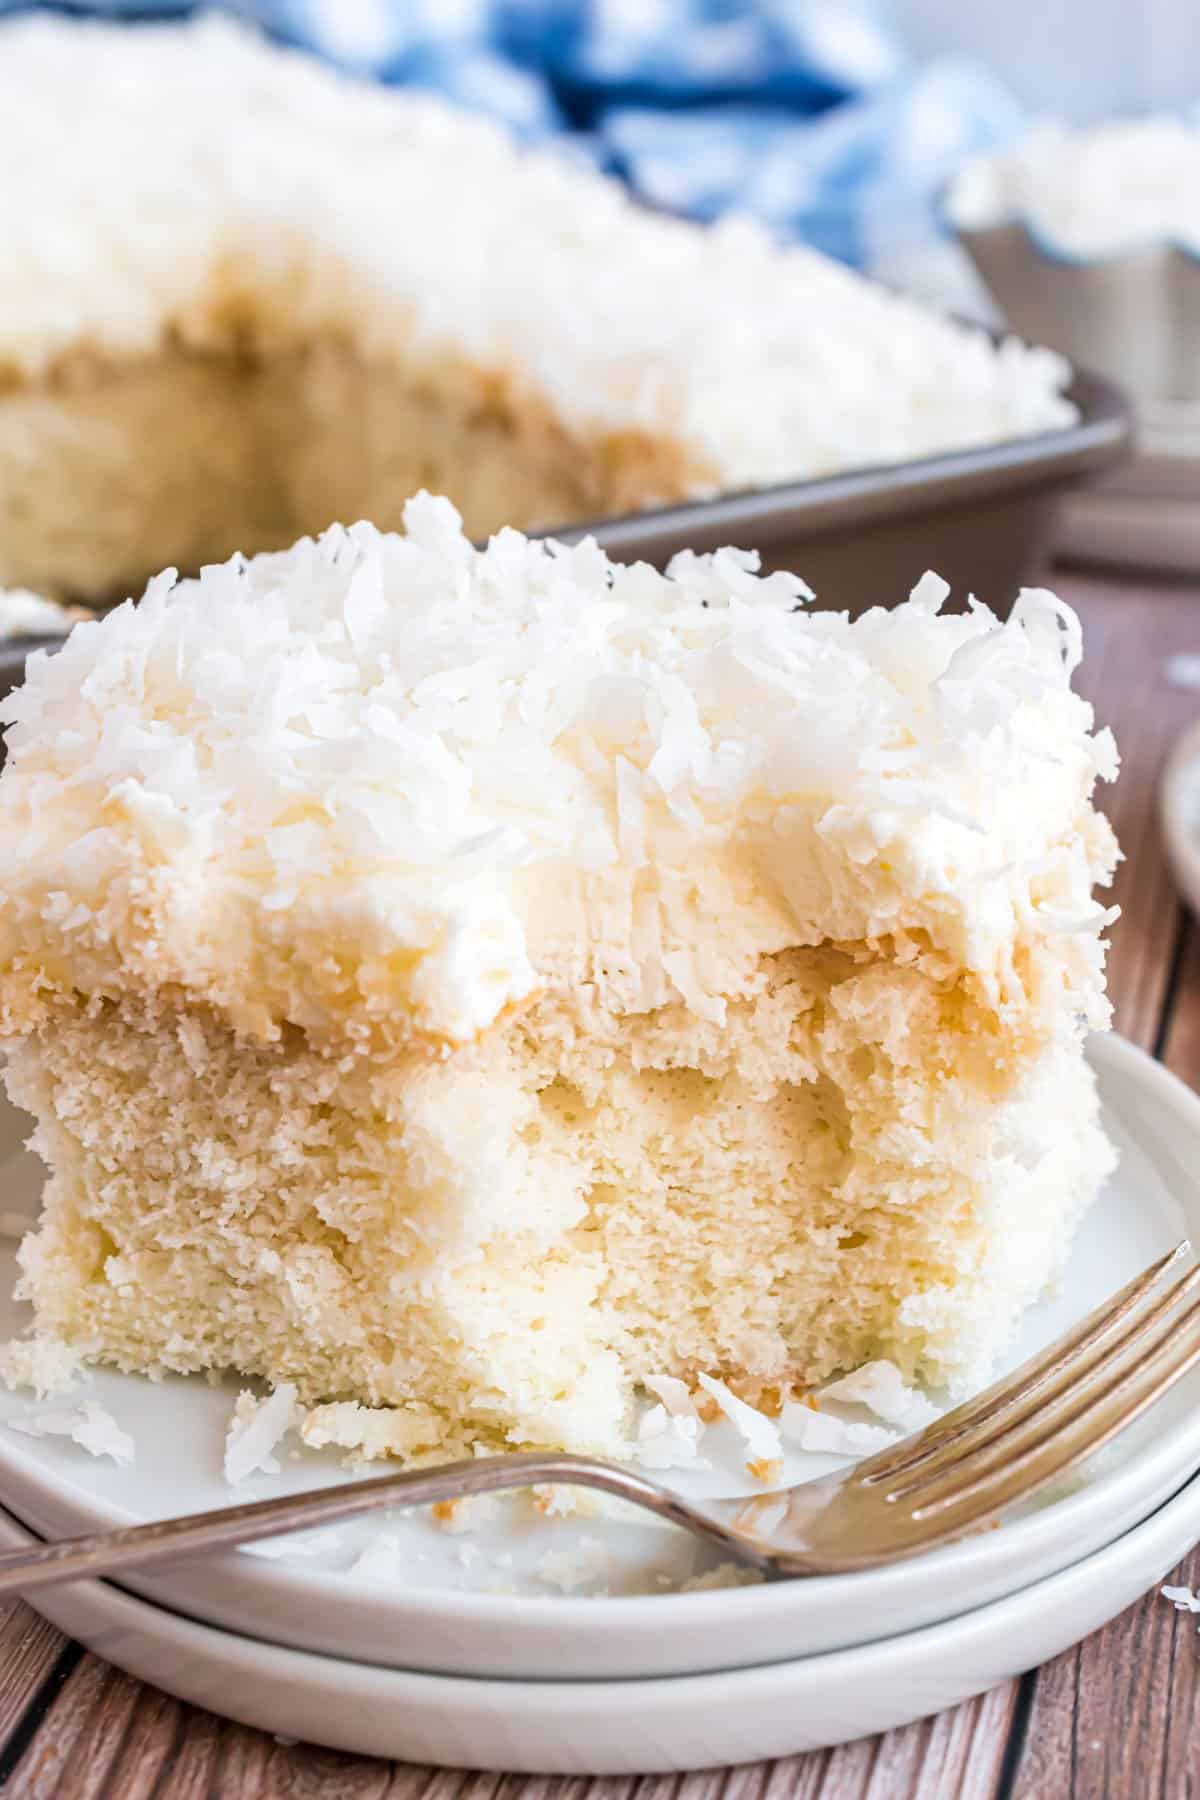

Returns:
635,1404,711,1472
779,1403,900,1459
224,1383,299,1485
7,1401,134,1466
697,1373,783,1463
817,1359,942,1429
642,1375,699,1419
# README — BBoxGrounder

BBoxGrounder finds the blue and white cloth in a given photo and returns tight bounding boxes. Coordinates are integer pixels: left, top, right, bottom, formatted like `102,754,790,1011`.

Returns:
0,0,1029,267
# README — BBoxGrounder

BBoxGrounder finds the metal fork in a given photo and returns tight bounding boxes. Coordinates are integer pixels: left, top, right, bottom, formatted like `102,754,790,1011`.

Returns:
0,1240,1196,1592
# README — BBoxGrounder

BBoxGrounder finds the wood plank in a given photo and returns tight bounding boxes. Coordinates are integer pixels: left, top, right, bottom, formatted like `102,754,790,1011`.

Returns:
751,1682,1019,1798
1007,1544,1200,1800
201,1723,399,1799
1,1648,435,1799
0,1601,69,1754
5,1655,141,1800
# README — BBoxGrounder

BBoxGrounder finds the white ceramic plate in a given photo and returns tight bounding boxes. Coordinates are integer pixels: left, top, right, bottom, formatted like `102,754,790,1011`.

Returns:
0,1033,1197,1681
3,1469,1199,1775
1162,720,1200,920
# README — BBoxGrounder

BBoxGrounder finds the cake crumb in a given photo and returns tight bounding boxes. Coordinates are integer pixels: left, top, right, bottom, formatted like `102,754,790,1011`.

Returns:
535,1537,612,1593
430,1493,501,1535
530,1485,568,1517
0,1336,84,1398
679,1561,765,1592
300,1400,446,1463
224,1384,298,1485
746,1456,784,1486
530,1483,599,1518
725,1378,791,1418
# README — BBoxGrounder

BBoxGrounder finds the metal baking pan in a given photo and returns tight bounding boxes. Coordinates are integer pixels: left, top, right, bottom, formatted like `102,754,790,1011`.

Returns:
549,365,1130,617
0,364,1129,707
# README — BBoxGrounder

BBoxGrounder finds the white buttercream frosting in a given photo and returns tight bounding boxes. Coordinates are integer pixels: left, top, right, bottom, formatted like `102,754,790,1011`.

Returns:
0,494,1118,1052
0,13,1073,490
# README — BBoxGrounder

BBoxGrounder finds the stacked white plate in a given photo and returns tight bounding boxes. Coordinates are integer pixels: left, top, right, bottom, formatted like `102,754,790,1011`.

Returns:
1,1032,1199,1774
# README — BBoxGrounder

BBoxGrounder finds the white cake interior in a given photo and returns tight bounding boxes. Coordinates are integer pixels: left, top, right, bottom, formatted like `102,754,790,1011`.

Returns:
0,345,678,604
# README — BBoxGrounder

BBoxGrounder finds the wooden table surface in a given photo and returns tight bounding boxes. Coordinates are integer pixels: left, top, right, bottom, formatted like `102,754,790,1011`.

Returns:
0,566,1198,1799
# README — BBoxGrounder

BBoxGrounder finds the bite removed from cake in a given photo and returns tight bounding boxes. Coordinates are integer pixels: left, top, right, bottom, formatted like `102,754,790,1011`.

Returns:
0,497,1119,1458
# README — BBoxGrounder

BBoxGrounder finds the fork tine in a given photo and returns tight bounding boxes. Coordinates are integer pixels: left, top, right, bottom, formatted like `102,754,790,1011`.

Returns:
906,1285,1200,1521
839,1305,1200,1568
879,1255,1200,1499
857,1240,1192,1489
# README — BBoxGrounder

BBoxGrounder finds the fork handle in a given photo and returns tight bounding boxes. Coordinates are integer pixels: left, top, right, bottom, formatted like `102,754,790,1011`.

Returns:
0,1453,689,1598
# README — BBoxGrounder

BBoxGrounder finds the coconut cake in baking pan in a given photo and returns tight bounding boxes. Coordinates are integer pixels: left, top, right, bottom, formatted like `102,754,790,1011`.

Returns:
0,14,1075,604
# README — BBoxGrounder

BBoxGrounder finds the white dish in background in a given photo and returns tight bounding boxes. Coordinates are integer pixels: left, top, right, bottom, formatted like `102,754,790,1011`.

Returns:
947,150,1200,575
1162,719,1200,919
0,1032,1197,1682
3,1468,1199,1775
